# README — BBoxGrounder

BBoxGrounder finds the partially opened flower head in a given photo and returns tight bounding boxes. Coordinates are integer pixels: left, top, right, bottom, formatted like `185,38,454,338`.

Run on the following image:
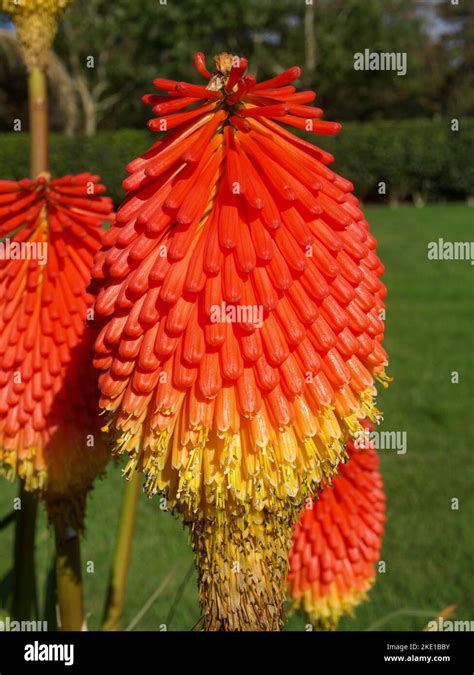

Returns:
288,420,385,629
93,53,389,629
1,0,73,69
0,173,114,529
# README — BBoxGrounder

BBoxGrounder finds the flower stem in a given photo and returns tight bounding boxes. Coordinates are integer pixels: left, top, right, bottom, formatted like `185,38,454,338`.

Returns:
55,522,84,631
28,65,48,177
11,480,38,620
102,473,141,631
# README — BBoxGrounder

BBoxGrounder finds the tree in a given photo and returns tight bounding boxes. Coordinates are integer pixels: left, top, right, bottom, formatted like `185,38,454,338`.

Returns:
1,0,468,132
53,0,298,133
434,0,474,117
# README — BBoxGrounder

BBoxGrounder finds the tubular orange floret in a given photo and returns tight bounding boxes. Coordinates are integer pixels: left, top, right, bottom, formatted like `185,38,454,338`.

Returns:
194,52,212,80
225,59,248,94
288,420,386,629
92,53,390,630
0,173,114,531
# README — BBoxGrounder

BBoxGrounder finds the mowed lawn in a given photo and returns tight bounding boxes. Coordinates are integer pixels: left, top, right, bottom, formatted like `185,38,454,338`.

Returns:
0,204,472,631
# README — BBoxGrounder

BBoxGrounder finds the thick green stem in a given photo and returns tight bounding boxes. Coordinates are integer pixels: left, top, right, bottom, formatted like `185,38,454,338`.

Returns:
28,65,48,178
55,522,84,631
102,473,141,631
11,481,38,620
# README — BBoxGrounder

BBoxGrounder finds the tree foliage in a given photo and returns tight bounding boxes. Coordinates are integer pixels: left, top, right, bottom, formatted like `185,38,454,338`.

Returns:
0,0,472,132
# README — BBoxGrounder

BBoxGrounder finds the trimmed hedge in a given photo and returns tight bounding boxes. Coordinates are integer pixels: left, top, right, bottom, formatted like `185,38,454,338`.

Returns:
316,118,474,204
0,119,472,206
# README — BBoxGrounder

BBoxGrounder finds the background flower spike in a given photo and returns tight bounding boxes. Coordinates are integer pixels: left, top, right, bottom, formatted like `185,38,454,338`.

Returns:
0,172,114,532
93,53,389,631
288,419,386,630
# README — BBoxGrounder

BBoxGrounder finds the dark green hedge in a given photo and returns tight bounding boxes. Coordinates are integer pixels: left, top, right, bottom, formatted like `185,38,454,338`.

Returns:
315,118,474,204
0,119,472,206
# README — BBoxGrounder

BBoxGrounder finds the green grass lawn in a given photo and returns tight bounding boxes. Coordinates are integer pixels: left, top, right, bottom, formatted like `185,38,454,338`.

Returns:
1,204,473,631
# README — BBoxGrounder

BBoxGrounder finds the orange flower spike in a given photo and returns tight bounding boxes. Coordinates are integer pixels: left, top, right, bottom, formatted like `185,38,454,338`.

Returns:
288,421,386,629
93,54,390,630
0,173,114,530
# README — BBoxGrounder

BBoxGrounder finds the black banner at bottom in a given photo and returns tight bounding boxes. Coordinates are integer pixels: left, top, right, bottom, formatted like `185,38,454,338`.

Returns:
0,630,470,673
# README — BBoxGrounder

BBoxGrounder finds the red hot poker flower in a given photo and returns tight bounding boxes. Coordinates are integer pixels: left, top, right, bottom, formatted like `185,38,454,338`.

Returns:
93,53,390,630
0,173,114,529
288,420,386,629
